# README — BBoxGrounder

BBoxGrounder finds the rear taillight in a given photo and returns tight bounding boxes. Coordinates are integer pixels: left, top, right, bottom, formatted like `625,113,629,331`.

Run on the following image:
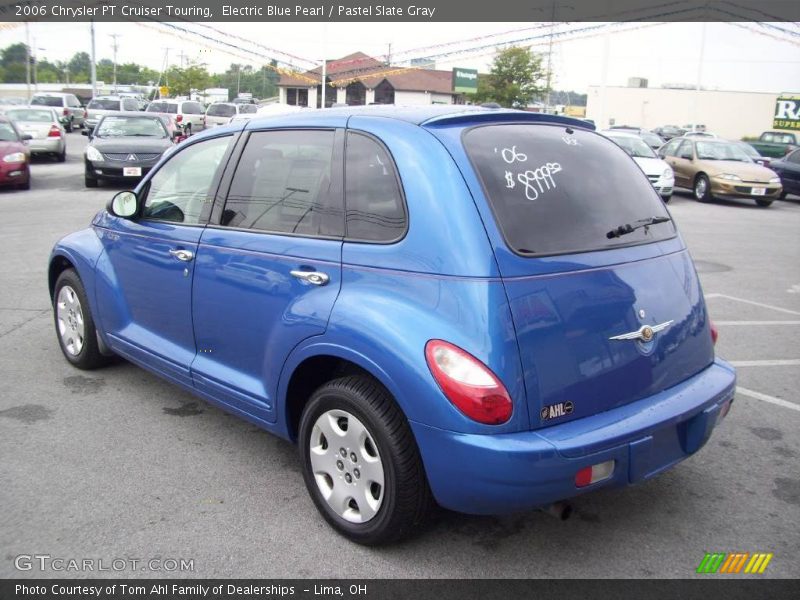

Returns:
176,114,183,123
710,319,719,345
83,109,88,118
48,125,61,137
63,107,69,116
425,340,512,425
575,460,615,488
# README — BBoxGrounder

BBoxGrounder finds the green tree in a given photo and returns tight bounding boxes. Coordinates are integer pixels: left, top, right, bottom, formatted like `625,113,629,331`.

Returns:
1,42,29,83
67,52,91,83
474,46,549,108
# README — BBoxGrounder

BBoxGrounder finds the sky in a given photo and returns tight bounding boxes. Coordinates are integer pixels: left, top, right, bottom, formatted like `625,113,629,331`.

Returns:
2,21,799,93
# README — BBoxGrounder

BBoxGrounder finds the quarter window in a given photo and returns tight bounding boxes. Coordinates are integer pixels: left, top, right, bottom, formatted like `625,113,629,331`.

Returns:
221,130,341,236
344,132,406,242
142,136,232,224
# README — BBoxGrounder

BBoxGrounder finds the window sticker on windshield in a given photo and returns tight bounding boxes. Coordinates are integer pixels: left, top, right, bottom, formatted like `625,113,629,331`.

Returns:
495,145,563,201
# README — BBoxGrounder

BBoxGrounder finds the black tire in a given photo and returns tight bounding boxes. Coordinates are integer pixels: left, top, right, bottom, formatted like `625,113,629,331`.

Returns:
65,119,73,133
85,176,98,188
53,269,110,370
755,198,773,207
298,375,432,545
57,148,66,162
780,190,788,199
694,174,712,203
18,178,30,191
661,194,671,204
184,124,192,136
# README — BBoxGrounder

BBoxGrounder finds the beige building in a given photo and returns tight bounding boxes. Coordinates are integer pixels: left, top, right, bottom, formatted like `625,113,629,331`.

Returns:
586,86,784,139
278,52,463,108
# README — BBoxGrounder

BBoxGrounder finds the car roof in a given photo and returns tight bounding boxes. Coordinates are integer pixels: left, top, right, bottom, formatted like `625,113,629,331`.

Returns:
32,92,68,97
242,105,595,128
601,130,642,139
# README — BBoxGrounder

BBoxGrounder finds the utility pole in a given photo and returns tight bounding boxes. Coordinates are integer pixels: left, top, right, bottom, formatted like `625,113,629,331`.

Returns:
109,34,120,94
24,22,31,102
236,65,241,96
386,43,391,66
32,36,38,91
545,1,556,111
90,21,97,98
164,47,170,90
177,50,185,69
65,65,70,85
321,58,326,109
692,22,707,132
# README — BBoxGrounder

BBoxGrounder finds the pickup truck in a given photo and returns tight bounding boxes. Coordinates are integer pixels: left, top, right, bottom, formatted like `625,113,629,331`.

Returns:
745,131,799,158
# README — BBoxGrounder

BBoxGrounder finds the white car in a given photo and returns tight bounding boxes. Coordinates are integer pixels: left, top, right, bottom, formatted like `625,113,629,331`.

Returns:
204,102,257,127
603,130,674,202
228,103,307,124
145,99,206,135
5,106,66,161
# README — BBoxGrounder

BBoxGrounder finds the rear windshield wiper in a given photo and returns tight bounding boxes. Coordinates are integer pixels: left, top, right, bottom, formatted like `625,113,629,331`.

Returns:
606,216,671,239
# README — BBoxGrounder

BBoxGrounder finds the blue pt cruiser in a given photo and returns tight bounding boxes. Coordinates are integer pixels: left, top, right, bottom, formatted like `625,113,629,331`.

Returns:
49,106,736,544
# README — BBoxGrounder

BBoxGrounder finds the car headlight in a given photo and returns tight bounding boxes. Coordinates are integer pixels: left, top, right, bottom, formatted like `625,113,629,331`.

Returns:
2,152,26,163
769,177,781,184
86,146,103,161
662,168,674,179
718,173,742,181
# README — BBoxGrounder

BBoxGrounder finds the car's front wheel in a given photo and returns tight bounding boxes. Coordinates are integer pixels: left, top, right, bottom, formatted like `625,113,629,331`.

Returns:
694,174,712,203
298,375,432,545
53,269,110,369
755,198,773,207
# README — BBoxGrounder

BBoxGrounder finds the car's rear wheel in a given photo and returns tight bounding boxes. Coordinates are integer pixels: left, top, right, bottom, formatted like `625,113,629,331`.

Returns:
298,375,432,545
53,269,109,369
694,174,712,203
755,199,773,207
184,124,192,136
65,119,73,133
57,148,66,162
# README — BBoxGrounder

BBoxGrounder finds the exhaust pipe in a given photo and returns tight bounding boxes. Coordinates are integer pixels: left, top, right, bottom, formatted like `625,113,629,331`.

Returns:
542,501,573,521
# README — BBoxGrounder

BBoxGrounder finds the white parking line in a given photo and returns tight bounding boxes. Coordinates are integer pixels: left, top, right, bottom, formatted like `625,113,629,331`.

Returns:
705,293,800,316
729,359,800,367
737,387,800,413
715,320,800,326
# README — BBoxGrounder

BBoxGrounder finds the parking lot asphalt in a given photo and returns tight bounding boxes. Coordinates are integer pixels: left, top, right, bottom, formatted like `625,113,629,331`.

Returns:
1,134,798,579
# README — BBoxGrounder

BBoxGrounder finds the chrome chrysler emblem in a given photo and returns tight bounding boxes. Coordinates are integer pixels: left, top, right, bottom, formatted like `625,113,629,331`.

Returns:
127,154,137,161
609,321,673,342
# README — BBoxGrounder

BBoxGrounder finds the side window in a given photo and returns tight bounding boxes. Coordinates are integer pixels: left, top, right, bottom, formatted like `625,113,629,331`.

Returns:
221,130,342,236
761,133,775,143
677,141,693,159
122,99,137,111
787,149,800,164
143,136,232,224
344,132,406,242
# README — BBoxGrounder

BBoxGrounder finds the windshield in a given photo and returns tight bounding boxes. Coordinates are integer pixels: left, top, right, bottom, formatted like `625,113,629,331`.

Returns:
238,104,257,114
88,98,122,111
95,116,167,138
640,131,663,147
0,122,19,141
147,102,178,114
696,142,752,162
6,108,54,122
464,124,674,256
608,135,657,158
207,104,236,117
737,144,760,158
31,96,62,107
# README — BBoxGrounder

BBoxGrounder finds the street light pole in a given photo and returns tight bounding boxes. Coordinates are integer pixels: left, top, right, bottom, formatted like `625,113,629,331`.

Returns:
90,21,97,98
24,22,31,102
109,34,120,94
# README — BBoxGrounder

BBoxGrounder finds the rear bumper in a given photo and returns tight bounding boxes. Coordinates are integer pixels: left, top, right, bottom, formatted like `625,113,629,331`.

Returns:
411,358,736,515
29,139,64,154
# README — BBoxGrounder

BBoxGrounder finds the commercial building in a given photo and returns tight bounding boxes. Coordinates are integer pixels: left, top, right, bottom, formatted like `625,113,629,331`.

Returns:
277,52,465,107
586,85,787,139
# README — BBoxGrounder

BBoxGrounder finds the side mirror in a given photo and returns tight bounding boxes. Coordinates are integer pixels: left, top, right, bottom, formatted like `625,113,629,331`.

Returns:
21,134,32,141
107,191,139,219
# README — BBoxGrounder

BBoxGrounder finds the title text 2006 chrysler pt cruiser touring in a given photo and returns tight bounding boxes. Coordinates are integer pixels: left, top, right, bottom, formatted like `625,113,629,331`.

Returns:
49,106,736,544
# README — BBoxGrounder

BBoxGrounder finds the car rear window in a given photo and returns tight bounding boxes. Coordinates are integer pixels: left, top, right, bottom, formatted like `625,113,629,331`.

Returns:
239,104,257,114
463,123,675,256
207,104,236,117
88,99,122,110
31,96,63,107
147,102,178,114
181,102,203,114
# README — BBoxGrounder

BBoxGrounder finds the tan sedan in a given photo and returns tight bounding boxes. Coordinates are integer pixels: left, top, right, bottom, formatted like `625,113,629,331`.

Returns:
658,137,782,207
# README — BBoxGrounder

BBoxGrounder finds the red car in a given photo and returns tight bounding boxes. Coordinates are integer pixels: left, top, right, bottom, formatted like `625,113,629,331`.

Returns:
0,116,31,190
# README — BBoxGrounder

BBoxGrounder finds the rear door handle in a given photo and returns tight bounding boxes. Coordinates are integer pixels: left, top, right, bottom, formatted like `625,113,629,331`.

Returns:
169,248,194,262
290,270,329,286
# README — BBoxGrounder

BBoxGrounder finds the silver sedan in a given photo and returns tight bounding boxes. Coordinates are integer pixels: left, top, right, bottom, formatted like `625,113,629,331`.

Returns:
4,106,67,161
